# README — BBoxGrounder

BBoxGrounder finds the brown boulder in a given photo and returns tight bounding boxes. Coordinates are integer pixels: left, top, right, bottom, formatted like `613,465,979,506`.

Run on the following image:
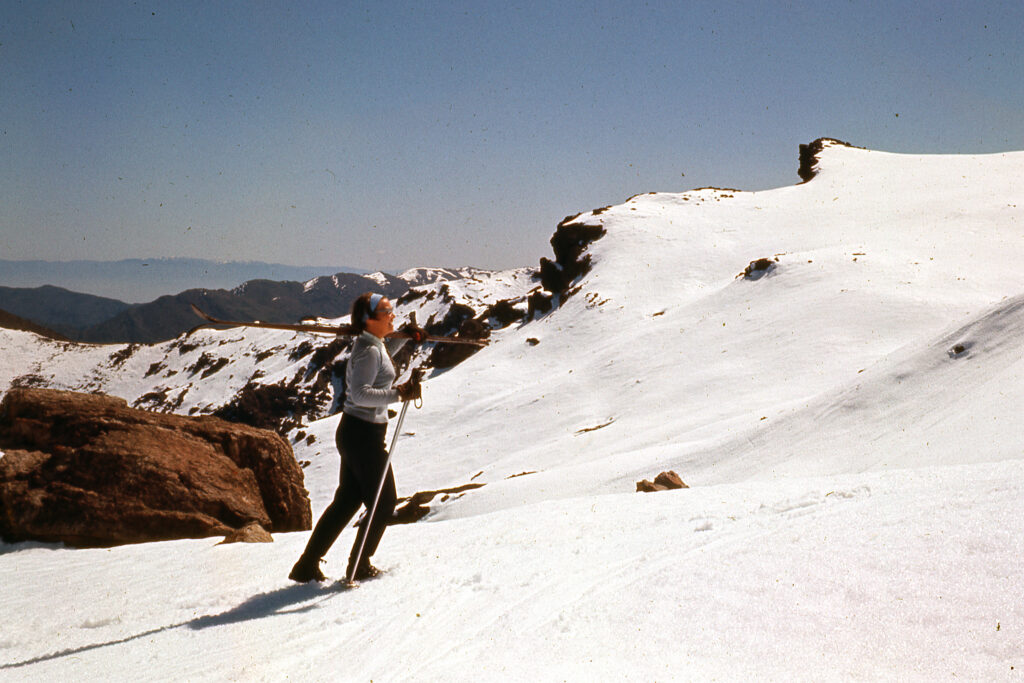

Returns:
636,470,689,493
0,388,311,547
654,470,688,489
220,522,274,544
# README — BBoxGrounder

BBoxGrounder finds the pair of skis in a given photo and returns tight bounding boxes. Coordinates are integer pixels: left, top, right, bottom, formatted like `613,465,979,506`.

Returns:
187,304,487,346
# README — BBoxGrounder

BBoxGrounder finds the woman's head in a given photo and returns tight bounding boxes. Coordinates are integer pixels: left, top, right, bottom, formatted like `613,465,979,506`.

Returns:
351,292,394,336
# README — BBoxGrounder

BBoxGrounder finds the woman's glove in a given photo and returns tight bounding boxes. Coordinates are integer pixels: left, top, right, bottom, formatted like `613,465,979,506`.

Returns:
399,323,429,344
396,378,422,402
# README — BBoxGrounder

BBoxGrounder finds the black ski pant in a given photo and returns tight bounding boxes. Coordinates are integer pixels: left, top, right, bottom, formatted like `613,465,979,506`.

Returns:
299,413,396,571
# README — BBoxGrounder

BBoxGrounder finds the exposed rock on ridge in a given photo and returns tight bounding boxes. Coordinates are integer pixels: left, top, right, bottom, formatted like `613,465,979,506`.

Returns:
531,214,607,317
798,137,861,182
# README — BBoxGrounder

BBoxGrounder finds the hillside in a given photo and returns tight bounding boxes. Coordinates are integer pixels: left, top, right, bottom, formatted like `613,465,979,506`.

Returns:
2,139,1023,680
0,267,503,344
76,272,411,344
0,308,68,341
0,285,133,336
404,139,1024,512
0,272,411,344
0,266,538,437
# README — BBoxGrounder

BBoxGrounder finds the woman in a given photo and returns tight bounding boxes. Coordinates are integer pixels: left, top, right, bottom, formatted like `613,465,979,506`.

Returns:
289,292,425,583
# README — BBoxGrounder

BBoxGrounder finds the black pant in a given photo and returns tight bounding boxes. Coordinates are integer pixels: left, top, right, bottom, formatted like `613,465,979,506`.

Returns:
299,414,396,571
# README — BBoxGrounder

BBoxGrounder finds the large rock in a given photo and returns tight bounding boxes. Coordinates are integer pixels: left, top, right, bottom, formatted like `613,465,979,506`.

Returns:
0,388,311,547
636,470,689,493
537,215,606,299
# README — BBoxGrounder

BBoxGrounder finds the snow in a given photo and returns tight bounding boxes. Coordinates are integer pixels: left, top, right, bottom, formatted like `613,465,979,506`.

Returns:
3,141,1024,680
364,271,391,287
398,266,498,287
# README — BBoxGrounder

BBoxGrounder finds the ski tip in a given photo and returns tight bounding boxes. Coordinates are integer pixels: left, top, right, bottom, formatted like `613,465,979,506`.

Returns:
189,303,219,323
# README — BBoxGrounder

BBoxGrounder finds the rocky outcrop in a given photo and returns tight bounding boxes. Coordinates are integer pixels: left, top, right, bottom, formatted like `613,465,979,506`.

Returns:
534,215,607,310
738,257,779,280
213,336,351,434
797,137,860,182
427,318,492,368
636,470,689,492
0,388,311,547
390,482,487,524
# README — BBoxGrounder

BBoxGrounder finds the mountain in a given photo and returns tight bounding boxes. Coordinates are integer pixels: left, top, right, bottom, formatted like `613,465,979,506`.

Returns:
2,139,1023,679
0,272,411,344
75,272,411,344
397,266,498,286
0,257,367,303
0,268,509,344
0,265,538,431
0,285,134,336
0,307,68,340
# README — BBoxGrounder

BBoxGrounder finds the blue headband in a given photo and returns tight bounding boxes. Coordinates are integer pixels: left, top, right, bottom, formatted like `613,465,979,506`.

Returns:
363,293,384,323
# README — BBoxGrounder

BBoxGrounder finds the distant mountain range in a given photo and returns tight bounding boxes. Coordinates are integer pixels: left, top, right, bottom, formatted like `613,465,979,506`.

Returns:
0,258,369,303
0,266,492,344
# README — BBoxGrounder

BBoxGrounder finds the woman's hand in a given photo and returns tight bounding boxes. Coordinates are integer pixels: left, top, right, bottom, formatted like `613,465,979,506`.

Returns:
399,323,429,344
396,378,422,402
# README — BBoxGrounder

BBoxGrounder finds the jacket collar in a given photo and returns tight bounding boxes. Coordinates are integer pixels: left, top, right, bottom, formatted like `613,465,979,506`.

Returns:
359,330,385,351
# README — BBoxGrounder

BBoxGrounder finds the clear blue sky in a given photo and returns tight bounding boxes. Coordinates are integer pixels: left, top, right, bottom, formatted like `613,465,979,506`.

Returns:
2,1,1022,272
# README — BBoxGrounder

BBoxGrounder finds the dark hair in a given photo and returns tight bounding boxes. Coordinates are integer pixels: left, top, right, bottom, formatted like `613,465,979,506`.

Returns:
350,292,382,333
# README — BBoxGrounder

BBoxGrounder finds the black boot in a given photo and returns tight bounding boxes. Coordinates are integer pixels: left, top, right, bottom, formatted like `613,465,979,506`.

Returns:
347,560,382,582
289,555,326,583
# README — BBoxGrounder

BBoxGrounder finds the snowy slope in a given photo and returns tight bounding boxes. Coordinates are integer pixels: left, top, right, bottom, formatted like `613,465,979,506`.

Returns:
402,142,1024,516
3,141,1024,680
398,266,501,287
0,266,537,436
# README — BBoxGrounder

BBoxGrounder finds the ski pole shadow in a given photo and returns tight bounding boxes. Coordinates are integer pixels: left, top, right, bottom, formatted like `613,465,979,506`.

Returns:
1,583,344,671
0,623,183,671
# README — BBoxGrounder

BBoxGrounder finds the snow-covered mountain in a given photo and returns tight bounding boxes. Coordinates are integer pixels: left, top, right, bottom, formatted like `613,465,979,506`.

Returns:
397,266,499,287
0,265,537,438
2,267,483,344
3,139,1023,680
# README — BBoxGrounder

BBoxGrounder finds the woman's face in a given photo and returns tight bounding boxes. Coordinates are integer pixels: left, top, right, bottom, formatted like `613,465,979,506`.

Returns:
364,297,395,338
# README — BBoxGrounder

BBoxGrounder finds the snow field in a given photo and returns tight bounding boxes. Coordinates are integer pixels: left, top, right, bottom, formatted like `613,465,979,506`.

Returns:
3,460,1021,680
3,141,1024,679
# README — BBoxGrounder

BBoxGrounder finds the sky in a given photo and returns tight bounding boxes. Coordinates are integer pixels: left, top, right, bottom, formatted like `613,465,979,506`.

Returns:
2,0,1022,273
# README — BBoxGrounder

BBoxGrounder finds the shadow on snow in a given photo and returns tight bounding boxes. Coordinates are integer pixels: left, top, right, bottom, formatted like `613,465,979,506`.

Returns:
1,583,346,671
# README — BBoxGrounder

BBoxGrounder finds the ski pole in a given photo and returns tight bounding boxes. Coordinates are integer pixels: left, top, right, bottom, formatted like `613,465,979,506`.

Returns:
347,392,415,584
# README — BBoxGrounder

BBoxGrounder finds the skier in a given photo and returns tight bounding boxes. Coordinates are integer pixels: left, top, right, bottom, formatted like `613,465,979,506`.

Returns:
289,292,426,583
